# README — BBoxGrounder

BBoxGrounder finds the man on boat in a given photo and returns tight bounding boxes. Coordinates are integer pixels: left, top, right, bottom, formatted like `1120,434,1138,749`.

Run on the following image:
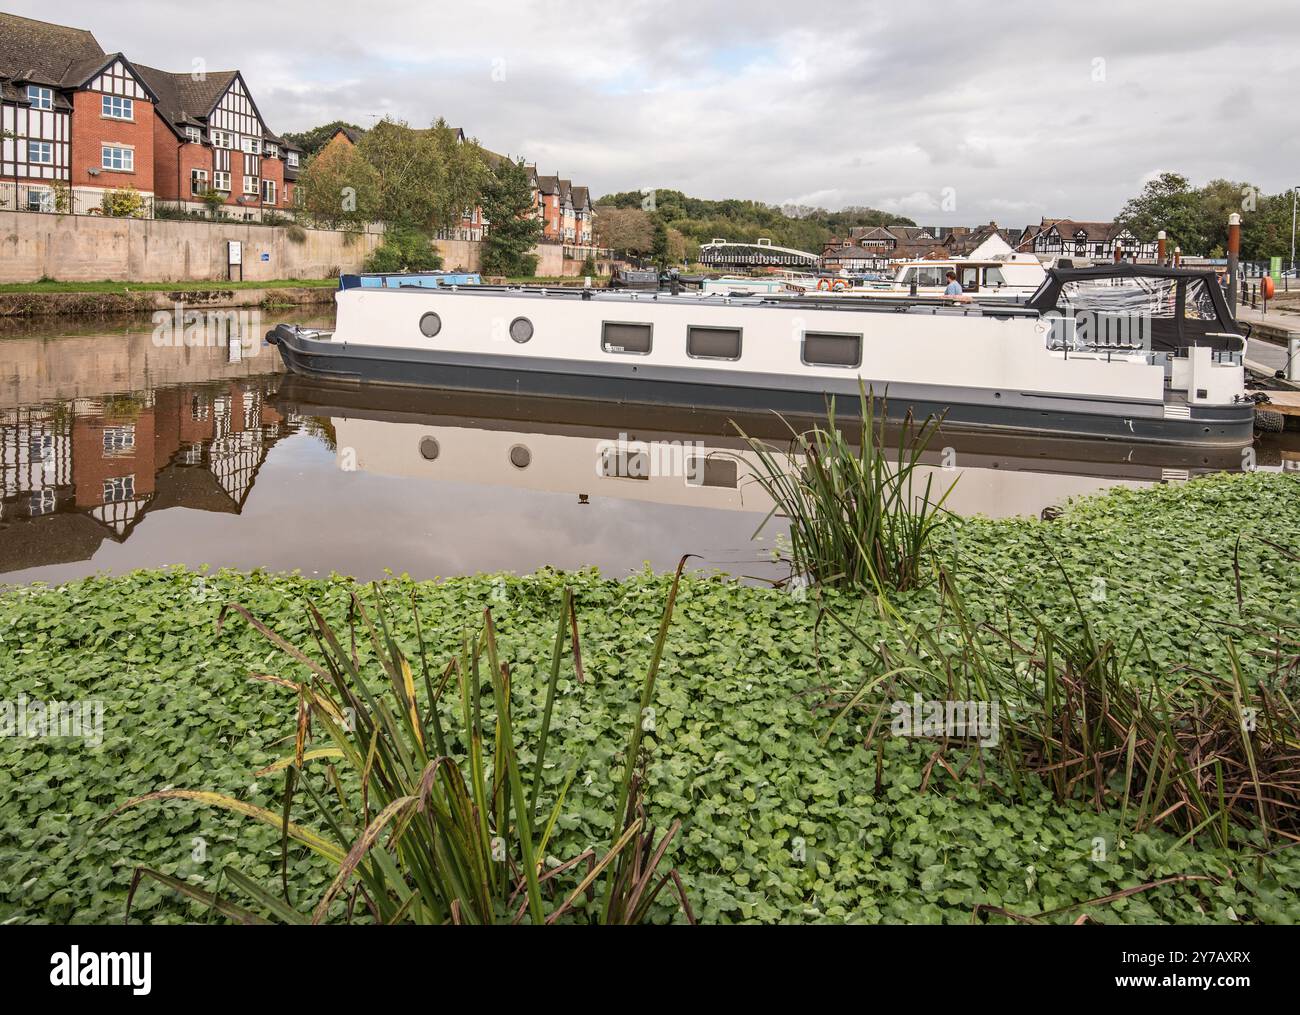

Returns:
942,271,970,301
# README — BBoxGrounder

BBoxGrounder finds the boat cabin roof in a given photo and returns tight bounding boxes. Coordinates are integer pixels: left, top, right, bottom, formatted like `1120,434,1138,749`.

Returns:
1026,265,1242,351
337,278,1041,318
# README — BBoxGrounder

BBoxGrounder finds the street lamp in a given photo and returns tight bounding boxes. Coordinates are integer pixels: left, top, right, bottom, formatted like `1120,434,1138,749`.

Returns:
1291,185,1298,278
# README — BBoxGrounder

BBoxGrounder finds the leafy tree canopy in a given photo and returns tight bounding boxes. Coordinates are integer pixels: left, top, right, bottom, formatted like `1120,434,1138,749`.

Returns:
1117,172,1294,260
596,188,912,254
281,121,366,157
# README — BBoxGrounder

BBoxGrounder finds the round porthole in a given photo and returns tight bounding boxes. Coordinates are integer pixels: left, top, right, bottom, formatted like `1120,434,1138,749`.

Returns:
419,312,442,338
418,436,440,461
509,317,534,344
509,444,532,469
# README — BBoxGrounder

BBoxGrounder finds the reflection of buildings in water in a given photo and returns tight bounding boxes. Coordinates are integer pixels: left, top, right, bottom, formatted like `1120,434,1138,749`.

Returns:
0,379,286,571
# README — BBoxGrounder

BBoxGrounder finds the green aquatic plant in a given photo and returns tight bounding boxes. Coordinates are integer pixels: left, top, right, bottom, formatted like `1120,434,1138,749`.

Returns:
105,566,694,925
735,386,953,594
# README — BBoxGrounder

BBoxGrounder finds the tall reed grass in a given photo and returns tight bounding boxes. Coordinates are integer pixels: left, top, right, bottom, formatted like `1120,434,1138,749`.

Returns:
107,564,695,925
736,386,953,593
823,565,1300,849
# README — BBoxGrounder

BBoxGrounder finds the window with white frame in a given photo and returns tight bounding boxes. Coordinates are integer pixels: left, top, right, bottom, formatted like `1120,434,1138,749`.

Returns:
185,126,201,143
212,171,231,191
101,95,133,120
26,187,53,213
26,85,53,110
191,168,208,195
240,136,260,155
210,130,234,149
286,151,299,168
28,141,53,164
262,179,276,204
103,475,135,503
264,144,278,159
102,426,136,454
101,145,134,171
243,175,259,195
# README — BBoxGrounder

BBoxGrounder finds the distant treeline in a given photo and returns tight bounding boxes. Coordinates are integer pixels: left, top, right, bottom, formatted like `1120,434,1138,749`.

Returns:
595,188,913,259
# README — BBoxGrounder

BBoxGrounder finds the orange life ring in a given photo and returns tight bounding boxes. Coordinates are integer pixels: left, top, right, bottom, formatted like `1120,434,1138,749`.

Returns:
832,279,849,291
817,278,832,291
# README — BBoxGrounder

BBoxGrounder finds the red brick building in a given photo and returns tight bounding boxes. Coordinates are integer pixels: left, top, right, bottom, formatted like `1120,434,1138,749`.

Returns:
0,13,299,220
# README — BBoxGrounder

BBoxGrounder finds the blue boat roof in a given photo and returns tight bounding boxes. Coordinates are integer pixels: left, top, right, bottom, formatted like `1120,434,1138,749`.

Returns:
340,271,483,290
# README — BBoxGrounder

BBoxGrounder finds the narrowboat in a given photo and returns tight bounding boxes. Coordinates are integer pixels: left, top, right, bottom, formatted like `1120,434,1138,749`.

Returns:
267,265,1256,447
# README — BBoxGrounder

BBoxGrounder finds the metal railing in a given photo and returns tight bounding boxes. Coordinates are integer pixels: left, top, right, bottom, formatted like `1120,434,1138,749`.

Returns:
0,181,154,218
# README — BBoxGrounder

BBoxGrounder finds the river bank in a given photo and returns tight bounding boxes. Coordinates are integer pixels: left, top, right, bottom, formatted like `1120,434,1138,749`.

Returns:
0,280,339,317
1,471,1297,924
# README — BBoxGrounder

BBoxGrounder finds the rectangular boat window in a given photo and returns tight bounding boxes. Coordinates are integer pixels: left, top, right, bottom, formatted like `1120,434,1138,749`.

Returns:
602,322,652,354
687,325,742,360
600,447,650,480
802,332,862,368
686,455,738,488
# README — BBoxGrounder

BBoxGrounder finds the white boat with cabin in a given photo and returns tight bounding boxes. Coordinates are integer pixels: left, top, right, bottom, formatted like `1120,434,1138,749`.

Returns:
268,265,1255,446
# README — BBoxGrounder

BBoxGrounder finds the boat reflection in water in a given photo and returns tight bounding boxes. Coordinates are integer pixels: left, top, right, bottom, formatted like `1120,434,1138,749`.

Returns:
275,376,1255,525
1,326,1282,585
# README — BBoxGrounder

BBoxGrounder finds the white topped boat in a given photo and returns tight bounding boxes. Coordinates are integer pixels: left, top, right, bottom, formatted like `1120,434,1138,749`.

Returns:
268,265,1256,446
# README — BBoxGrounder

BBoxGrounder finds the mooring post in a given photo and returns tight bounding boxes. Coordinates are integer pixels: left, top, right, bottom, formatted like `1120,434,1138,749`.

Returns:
1157,230,1167,265
1227,212,1241,316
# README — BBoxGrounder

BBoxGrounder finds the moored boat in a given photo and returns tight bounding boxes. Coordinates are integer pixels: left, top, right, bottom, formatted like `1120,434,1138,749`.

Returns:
268,265,1256,446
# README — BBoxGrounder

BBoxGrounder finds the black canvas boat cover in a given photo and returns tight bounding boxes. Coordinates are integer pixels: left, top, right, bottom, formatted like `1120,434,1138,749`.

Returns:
1025,265,1242,353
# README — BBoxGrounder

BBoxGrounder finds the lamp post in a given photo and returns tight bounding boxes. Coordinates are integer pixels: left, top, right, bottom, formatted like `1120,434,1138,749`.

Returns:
1227,213,1241,315
1291,185,1297,280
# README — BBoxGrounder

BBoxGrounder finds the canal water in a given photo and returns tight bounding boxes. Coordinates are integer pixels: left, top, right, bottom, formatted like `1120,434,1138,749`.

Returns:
1,311,1294,586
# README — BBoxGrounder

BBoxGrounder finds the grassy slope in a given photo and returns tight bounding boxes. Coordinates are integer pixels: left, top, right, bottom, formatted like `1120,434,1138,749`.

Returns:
0,471,1297,924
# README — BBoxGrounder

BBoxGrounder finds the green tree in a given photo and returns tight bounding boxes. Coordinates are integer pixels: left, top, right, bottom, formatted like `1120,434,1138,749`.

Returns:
480,158,544,276
1117,172,1208,254
281,121,365,156
358,118,488,232
650,219,670,269
593,204,654,255
296,140,380,229
364,227,444,272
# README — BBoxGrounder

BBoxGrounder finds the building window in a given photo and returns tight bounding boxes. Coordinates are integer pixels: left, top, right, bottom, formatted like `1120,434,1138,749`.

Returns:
240,136,261,155
102,426,136,454
212,171,231,192
185,126,201,143
28,141,53,165
243,175,259,195
287,151,299,168
191,169,208,195
26,85,53,110
264,144,278,159
101,144,134,172
262,179,276,204
210,130,233,149
103,475,135,503
101,95,134,120
26,187,53,212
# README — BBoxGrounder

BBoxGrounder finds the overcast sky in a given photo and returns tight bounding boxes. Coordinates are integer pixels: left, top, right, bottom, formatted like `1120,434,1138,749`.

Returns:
18,0,1300,225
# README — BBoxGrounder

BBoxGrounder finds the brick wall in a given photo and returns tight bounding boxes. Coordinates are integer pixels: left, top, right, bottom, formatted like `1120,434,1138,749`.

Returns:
69,90,155,195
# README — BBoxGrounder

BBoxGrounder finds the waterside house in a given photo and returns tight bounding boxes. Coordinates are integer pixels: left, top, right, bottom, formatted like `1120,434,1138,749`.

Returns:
0,12,298,220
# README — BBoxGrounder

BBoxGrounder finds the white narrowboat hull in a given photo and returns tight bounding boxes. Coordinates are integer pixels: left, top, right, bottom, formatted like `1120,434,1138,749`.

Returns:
268,285,1253,446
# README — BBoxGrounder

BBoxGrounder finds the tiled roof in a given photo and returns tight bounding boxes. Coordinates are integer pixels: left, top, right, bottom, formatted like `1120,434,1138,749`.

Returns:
0,12,104,86
134,64,239,130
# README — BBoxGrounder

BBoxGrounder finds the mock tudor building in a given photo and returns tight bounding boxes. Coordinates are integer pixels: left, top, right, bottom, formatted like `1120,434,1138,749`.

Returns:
136,65,297,218
0,13,160,213
0,13,296,220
